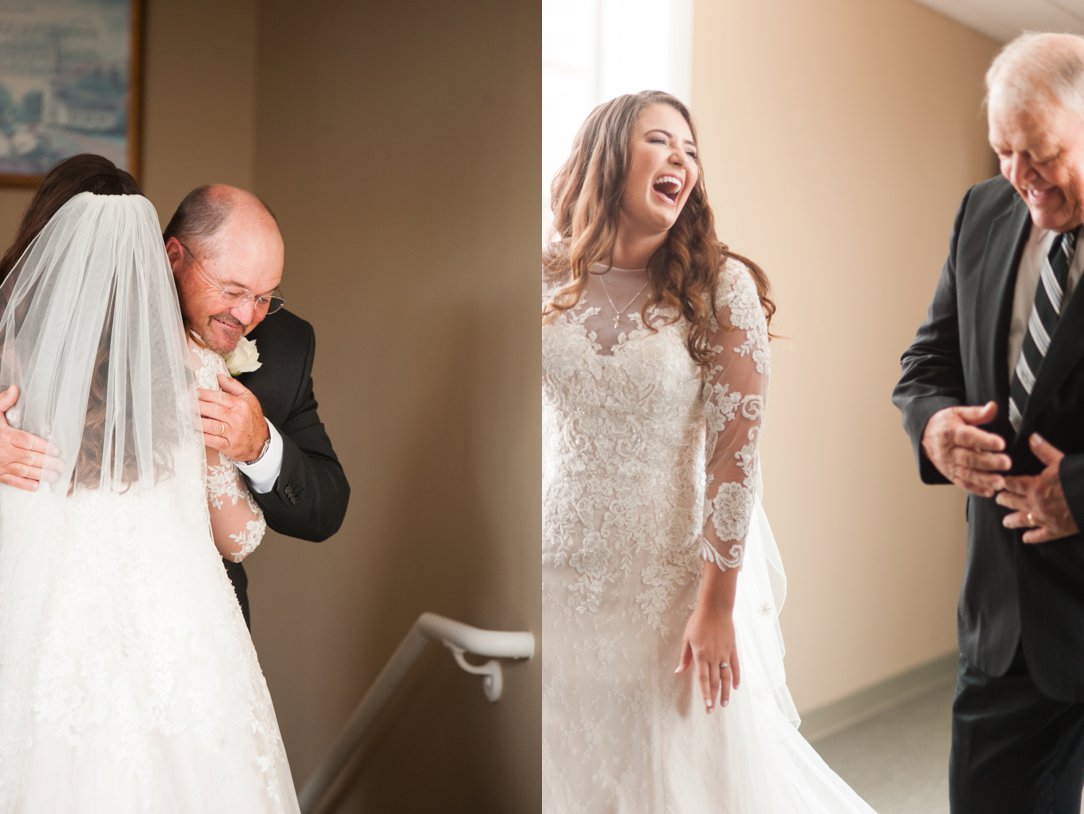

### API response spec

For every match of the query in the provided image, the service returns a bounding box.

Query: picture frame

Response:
[0,0,140,186]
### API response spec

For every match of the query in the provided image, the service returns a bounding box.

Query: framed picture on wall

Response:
[0,0,140,185]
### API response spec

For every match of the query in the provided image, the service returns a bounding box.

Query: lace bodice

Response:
[189,339,267,562]
[543,257,769,583]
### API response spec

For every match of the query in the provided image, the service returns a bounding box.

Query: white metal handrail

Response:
[298,612,535,813]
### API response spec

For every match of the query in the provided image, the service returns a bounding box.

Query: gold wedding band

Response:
[1027,512,1035,526]
[217,420,226,437]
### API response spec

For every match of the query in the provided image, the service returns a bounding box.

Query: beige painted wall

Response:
[248,2,540,812]
[693,0,1000,712]
[140,0,260,212]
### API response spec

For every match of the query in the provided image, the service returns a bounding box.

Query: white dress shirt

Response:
[234,418,283,494]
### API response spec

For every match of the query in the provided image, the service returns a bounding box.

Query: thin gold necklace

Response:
[598,274,650,329]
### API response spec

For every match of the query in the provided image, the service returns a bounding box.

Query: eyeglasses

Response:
[177,241,285,315]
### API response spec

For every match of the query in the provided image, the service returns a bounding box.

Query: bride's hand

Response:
[0,385,63,491]
[675,605,741,715]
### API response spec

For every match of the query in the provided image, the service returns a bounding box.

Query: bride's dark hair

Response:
[543,91,775,376]
[0,154,140,282]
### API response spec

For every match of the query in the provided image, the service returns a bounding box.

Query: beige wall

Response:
[140,0,260,213]
[249,2,540,812]
[693,0,1000,712]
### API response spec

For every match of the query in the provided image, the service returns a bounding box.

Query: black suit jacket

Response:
[221,308,350,625]
[894,175,1084,703]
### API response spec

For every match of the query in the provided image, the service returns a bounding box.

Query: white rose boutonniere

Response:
[225,336,262,376]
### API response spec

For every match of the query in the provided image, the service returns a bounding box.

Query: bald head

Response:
[986,32,1084,115]
[164,184,282,259]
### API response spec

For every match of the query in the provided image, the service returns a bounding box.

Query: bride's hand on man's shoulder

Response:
[0,385,62,491]
[675,606,741,716]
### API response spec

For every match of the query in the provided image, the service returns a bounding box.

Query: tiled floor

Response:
[812,680,954,814]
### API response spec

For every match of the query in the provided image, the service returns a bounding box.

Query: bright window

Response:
[542,0,693,241]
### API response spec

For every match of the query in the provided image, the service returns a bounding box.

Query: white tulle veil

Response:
[0,191,199,494]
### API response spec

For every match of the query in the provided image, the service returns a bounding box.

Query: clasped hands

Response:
[922,401,1078,543]
[0,374,267,491]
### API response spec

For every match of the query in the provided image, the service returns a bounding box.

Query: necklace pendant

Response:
[597,274,649,332]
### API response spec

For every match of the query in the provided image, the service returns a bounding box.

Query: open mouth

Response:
[652,175,683,204]
[1026,186,1054,204]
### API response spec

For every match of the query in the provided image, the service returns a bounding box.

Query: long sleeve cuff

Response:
[235,418,283,494]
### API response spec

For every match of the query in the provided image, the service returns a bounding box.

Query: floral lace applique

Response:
[543,258,769,618]
[699,260,770,570]
[229,518,268,563]
[190,341,267,562]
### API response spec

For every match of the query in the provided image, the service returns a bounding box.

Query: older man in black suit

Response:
[0,183,349,627]
[894,32,1084,814]
[162,184,349,625]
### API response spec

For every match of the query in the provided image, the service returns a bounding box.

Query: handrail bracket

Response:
[444,641,504,702]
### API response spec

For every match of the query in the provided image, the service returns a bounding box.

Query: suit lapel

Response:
[975,198,1030,411]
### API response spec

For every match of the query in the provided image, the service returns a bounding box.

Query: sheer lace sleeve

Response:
[191,341,267,563]
[700,259,770,571]
[206,447,267,563]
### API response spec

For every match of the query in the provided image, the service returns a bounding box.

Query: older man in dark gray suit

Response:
[895,32,1084,814]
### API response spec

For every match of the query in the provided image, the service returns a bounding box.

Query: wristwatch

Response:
[244,435,272,466]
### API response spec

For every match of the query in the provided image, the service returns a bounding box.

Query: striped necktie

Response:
[1009,227,1080,431]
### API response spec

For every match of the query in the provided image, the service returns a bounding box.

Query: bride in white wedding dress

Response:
[542,92,877,813]
[0,157,299,812]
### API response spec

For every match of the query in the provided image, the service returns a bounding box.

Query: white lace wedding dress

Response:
[0,341,299,813]
[542,259,876,813]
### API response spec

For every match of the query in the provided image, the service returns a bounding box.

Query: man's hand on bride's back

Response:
[922,401,1011,497]
[0,386,62,491]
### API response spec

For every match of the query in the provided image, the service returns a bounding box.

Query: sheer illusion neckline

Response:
[559,266,661,356]
[567,309,655,359]
[589,262,648,275]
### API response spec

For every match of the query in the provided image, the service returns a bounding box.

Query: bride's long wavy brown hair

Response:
[543,91,774,375]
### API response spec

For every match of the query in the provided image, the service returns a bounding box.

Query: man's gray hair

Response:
[163,185,278,254]
[986,32,1084,114]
